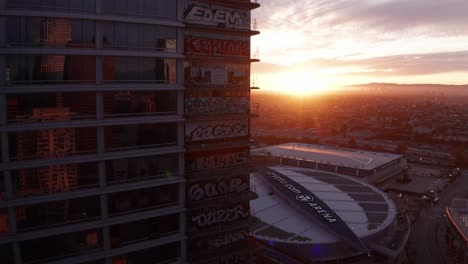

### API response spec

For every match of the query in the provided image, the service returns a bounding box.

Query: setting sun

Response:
[256,71,333,95]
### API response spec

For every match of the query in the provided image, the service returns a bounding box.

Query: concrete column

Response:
[0,56,6,87]
[95,0,102,15]
[177,0,184,23]
[177,122,185,147]
[177,91,184,116]
[12,242,22,264]
[0,16,6,47]
[178,152,185,179]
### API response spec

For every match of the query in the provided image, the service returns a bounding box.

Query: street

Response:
[407,169,468,264]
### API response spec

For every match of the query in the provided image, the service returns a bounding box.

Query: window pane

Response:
[7,92,96,123]
[185,62,249,85]
[21,229,101,263]
[186,96,250,116]
[106,154,178,184]
[112,242,180,264]
[6,55,96,85]
[103,0,176,19]
[104,57,176,84]
[104,123,177,151]
[0,209,9,235]
[103,91,176,118]
[12,162,99,198]
[103,22,176,52]
[6,17,95,48]
[110,214,179,248]
[6,0,96,13]
[0,244,14,263]
[16,196,101,231]
[108,185,179,216]
[9,127,97,161]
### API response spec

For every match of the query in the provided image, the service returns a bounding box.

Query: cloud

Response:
[253,50,468,77]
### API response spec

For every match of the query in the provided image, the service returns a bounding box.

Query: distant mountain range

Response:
[344,83,468,96]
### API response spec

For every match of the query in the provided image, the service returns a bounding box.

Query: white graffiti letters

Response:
[191,205,249,227]
[208,230,249,248]
[189,177,249,201]
[192,152,249,171]
[186,6,249,29]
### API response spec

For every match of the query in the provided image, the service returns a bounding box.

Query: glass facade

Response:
[110,214,179,248]
[105,123,177,151]
[106,154,178,184]
[103,0,176,19]
[7,92,96,123]
[20,229,101,263]
[108,185,179,216]
[12,162,99,197]
[103,90,177,118]
[103,22,176,52]
[16,196,101,231]
[6,17,96,48]
[6,55,96,85]
[104,57,177,84]
[9,127,97,161]
[6,0,96,13]
[0,0,256,262]
[112,242,180,264]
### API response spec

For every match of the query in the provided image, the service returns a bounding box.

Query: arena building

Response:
[252,143,407,185]
[250,166,410,263]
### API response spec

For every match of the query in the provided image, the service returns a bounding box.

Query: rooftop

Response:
[250,166,397,245]
[252,143,402,170]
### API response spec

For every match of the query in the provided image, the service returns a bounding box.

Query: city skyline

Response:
[252,0,468,94]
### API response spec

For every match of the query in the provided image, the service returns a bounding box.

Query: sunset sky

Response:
[251,0,468,94]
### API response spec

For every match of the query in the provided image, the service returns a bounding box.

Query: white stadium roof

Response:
[252,143,402,170]
[250,166,397,245]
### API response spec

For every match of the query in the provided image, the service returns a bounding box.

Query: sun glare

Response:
[278,71,331,95]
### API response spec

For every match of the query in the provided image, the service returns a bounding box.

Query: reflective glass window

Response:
[21,229,101,263]
[110,214,179,248]
[6,55,96,85]
[0,244,14,263]
[104,123,177,151]
[0,209,9,235]
[184,61,249,85]
[103,0,176,19]
[16,196,101,231]
[103,57,176,84]
[12,162,99,198]
[108,185,179,216]
[106,154,178,184]
[6,0,96,13]
[103,91,177,118]
[9,127,97,161]
[7,92,96,123]
[6,17,95,48]
[103,22,176,51]
[112,242,180,264]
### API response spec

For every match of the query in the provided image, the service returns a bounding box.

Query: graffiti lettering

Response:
[189,177,249,201]
[186,97,250,115]
[208,230,249,248]
[184,37,250,57]
[187,120,249,141]
[191,152,249,171]
[191,204,249,227]
[185,6,249,29]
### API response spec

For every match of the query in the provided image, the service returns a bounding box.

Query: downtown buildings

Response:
[0,0,259,263]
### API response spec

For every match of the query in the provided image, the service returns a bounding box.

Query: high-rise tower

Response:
[0,1,259,263]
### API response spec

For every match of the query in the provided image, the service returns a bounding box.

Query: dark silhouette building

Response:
[0,0,259,263]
